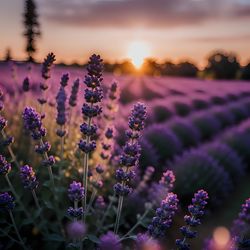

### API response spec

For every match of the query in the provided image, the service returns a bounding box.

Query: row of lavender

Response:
[0,55,249,249]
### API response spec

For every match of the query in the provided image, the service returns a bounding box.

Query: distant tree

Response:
[5,48,12,61]
[176,61,198,77]
[162,61,177,76]
[23,0,41,62]
[205,51,240,79]
[142,58,161,76]
[241,62,250,80]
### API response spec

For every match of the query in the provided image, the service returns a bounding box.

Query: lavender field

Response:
[0,57,250,250]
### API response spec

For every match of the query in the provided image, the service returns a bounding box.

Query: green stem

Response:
[121,209,150,239]
[9,211,28,250]
[86,188,97,215]
[1,130,20,168]
[0,227,23,245]
[82,116,92,223]
[60,125,64,160]
[98,194,115,232]
[114,195,124,234]
[5,175,30,219]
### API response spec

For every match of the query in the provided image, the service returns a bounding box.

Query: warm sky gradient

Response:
[0,0,250,67]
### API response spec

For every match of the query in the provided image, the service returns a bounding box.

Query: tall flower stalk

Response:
[39,53,56,116]
[148,192,179,238]
[0,192,28,249]
[56,74,69,160]
[176,189,209,250]
[22,107,55,187]
[0,155,31,219]
[78,54,104,222]
[113,102,147,234]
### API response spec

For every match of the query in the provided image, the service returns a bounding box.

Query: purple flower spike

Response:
[128,102,147,132]
[0,116,7,131]
[176,190,208,250]
[0,155,11,176]
[20,165,38,190]
[0,192,15,212]
[56,86,67,127]
[41,52,56,80]
[232,198,250,238]
[22,107,45,140]
[99,231,122,250]
[148,192,179,238]
[159,170,176,190]
[68,181,84,202]
[60,73,69,87]
[22,77,30,92]
[69,78,80,107]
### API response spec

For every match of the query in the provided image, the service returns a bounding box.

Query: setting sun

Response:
[127,41,150,68]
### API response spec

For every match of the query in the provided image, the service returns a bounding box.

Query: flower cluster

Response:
[69,78,80,107]
[22,107,46,140]
[0,116,7,132]
[56,84,67,137]
[0,192,15,212]
[20,165,38,190]
[22,77,30,92]
[67,181,84,219]
[100,127,115,161]
[231,198,250,248]
[78,54,104,154]
[159,170,176,190]
[148,192,179,238]
[176,189,209,250]
[99,231,121,250]
[22,107,55,166]
[103,81,120,121]
[41,52,56,81]
[0,155,11,176]
[114,103,147,196]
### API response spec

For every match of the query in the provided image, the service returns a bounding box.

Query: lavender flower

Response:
[68,181,84,202]
[79,54,103,154]
[114,103,147,197]
[99,231,122,250]
[22,107,46,140]
[176,190,208,250]
[103,81,120,121]
[22,77,30,92]
[69,78,80,107]
[95,196,106,210]
[136,233,161,250]
[159,170,175,190]
[60,73,69,87]
[0,116,7,131]
[231,198,250,248]
[100,127,115,161]
[67,207,84,218]
[0,192,15,212]
[41,52,56,80]
[20,165,38,190]
[0,155,11,175]
[148,192,179,238]
[67,221,86,240]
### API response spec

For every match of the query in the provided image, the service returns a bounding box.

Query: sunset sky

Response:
[0,0,250,67]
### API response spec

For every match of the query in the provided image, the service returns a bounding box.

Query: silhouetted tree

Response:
[241,62,250,80]
[205,51,240,79]
[162,61,177,76]
[23,0,41,62]
[5,48,12,61]
[142,58,161,76]
[176,61,198,77]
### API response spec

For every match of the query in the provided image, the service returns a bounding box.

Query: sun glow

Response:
[127,41,150,69]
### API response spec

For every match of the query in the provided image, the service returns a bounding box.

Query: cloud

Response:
[41,0,250,28]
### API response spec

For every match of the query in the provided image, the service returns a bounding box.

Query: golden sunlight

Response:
[127,41,150,68]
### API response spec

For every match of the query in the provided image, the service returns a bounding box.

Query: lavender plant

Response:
[176,190,209,250]
[113,102,146,233]
[78,54,104,222]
